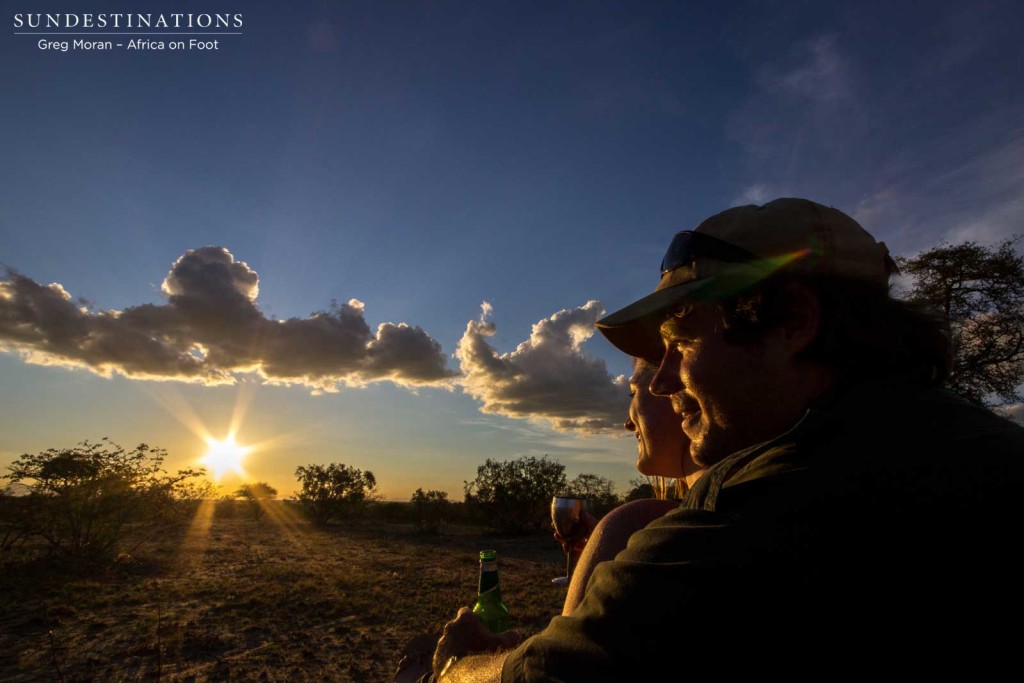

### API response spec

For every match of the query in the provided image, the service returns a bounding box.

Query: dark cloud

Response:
[0,247,457,391]
[455,301,628,434]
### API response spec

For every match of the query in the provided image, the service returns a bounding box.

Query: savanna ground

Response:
[0,501,567,682]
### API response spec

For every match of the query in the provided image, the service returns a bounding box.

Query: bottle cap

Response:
[479,549,497,561]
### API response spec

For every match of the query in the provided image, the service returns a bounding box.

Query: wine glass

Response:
[550,496,592,586]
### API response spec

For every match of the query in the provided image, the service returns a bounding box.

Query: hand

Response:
[432,607,522,679]
[552,510,598,554]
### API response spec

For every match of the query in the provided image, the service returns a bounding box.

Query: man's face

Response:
[650,304,794,467]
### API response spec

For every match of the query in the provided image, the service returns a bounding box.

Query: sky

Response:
[2,0,1023,500]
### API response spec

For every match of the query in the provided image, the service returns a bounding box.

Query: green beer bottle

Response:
[473,549,510,633]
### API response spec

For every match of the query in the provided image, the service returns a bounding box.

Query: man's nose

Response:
[624,415,636,432]
[650,349,682,397]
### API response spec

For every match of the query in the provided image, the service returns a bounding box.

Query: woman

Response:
[559,357,704,614]
[394,359,704,681]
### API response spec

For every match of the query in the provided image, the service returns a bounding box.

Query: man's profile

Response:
[427,198,1024,681]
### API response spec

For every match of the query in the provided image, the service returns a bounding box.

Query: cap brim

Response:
[595,278,710,362]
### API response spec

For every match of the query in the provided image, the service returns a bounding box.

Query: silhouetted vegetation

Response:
[233,482,278,520]
[294,463,379,524]
[410,488,451,533]
[464,455,567,533]
[897,237,1024,407]
[1,439,207,564]
[564,473,621,517]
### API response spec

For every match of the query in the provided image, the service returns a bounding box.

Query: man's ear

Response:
[779,282,822,355]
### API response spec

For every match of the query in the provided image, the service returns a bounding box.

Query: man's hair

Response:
[699,274,952,383]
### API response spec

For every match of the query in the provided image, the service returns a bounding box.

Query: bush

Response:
[464,456,566,533]
[234,482,278,520]
[2,439,207,563]
[294,463,378,524]
[0,488,33,554]
[624,481,656,502]
[410,489,451,533]
[564,473,621,517]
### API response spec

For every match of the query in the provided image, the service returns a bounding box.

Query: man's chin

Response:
[688,435,727,469]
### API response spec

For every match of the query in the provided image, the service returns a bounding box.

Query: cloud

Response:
[727,21,1024,256]
[733,183,773,206]
[729,33,865,194]
[1000,403,1024,426]
[455,301,628,434]
[765,35,851,103]
[0,247,457,391]
[848,125,1024,253]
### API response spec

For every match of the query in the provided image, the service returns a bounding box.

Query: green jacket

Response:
[504,377,1024,680]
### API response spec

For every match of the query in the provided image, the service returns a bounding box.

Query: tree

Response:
[0,486,33,553]
[464,455,566,533]
[564,473,620,517]
[624,480,656,502]
[294,463,378,524]
[234,481,278,520]
[624,476,685,501]
[410,488,451,533]
[3,439,206,561]
[896,237,1024,407]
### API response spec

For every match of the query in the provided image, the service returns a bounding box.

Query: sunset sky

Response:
[3,0,1023,500]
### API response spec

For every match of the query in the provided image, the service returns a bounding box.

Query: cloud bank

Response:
[456,301,628,434]
[0,247,456,391]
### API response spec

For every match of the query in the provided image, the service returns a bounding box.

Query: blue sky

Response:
[2,0,1022,499]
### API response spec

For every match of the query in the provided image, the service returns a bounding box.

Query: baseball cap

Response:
[596,197,895,361]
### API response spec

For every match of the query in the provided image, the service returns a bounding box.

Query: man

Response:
[427,198,1024,680]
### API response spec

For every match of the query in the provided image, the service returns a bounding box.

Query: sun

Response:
[201,435,249,480]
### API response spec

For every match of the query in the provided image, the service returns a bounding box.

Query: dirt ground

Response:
[0,502,568,682]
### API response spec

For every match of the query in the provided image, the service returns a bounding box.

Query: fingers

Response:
[498,629,523,649]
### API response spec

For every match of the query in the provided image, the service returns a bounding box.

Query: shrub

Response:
[234,482,278,520]
[294,463,378,524]
[464,456,566,533]
[564,473,620,517]
[2,439,207,562]
[410,489,451,533]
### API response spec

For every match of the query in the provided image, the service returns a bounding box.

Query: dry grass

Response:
[0,501,567,682]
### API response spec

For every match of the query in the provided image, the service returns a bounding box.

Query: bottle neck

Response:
[479,562,500,595]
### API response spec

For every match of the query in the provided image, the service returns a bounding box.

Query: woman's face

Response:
[625,360,698,480]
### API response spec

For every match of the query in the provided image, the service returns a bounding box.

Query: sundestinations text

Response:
[13,13,243,29]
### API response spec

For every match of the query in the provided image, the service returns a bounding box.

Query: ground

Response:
[0,502,567,682]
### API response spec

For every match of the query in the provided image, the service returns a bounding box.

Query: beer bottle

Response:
[473,549,510,633]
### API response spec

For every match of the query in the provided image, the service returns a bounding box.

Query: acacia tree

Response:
[896,237,1024,407]
[294,463,378,524]
[464,455,566,533]
[234,481,278,520]
[3,439,206,561]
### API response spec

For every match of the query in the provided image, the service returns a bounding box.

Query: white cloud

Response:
[733,183,773,206]
[0,247,457,391]
[767,35,851,103]
[455,301,628,434]
[999,403,1024,426]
